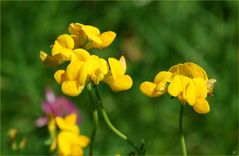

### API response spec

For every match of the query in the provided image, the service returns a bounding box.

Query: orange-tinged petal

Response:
[107,75,133,92]
[108,58,125,79]
[154,71,173,84]
[40,51,63,66]
[61,81,84,97]
[193,98,210,114]
[184,62,208,80]
[168,75,181,97]
[98,31,116,48]
[54,70,66,84]
[119,56,127,74]
[140,81,159,97]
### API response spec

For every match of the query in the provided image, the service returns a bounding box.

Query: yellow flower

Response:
[140,71,172,97]
[140,62,215,114]
[69,23,116,49]
[56,114,90,156]
[56,113,80,134]
[58,131,89,156]
[169,62,208,80]
[40,34,75,66]
[105,56,133,92]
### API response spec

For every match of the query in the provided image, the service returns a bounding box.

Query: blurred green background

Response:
[1,1,238,155]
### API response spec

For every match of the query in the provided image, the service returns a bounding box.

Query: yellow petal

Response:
[183,81,196,106]
[85,55,100,74]
[56,116,79,133]
[65,113,77,125]
[71,145,83,156]
[108,57,125,79]
[140,81,160,97]
[40,51,63,66]
[168,75,181,97]
[169,64,186,76]
[77,135,90,148]
[99,58,109,75]
[57,131,73,155]
[66,56,82,80]
[54,70,66,84]
[98,31,116,48]
[55,34,74,49]
[78,64,88,85]
[73,49,90,61]
[192,78,207,98]
[154,71,172,84]
[82,25,102,45]
[62,81,84,97]
[82,25,100,35]
[119,56,127,74]
[193,98,210,114]
[107,75,133,92]
[68,23,83,35]
[184,62,208,80]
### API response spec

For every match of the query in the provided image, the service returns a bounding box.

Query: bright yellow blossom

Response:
[105,56,133,92]
[58,131,89,156]
[40,34,75,66]
[140,71,172,97]
[140,62,215,114]
[56,114,90,156]
[69,23,116,49]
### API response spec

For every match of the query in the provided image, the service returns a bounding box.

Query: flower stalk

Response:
[87,83,99,156]
[179,104,187,156]
[92,84,140,153]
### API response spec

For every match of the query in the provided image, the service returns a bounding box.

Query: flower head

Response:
[56,114,90,156]
[105,56,133,92]
[140,62,216,114]
[69,23,116,49]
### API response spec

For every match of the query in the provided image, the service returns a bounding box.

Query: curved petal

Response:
[107,75,133,92]
[40,51,63,66]
[98,31,116,48]
[54,70,66,84]
[192,78,207,98]
[77,135,90,148]
[154,71,172,84]
[55,34,74,50]
[183,81,196,106]
[73,49,90,61]
[140,81,160,97]
[193,98,210,114]
[168,75,182,97]
[61,81,84,97]
[108,58,125,79]
[184,62,208,80]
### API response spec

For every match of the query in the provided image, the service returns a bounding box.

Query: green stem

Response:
[87,83,99,156]
[179,104,187,156]
[92,85,139,152]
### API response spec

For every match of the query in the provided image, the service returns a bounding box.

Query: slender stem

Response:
[179,104,187,156]
[92,85,140,152]
[87,83,99,156]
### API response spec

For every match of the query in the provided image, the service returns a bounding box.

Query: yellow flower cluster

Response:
[140,62,216,114]
[40,23,133,96]
[48,114,90,156]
